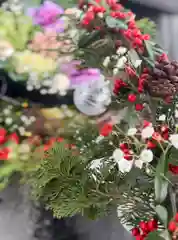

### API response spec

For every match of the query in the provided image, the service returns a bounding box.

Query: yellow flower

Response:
[13,50,57,75]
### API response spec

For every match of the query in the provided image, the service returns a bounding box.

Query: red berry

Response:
[128,94,137,103]
[132,29,141,37]
[143,68,149,73]
[147,141,156,149]
[134,38,143,46]
[123,148,129,154]
[161,125,168,133]
[135,104,144,111]
[81,18,90,26]
[168,221,177,232]
[106,0,117,5]
[169,164,178,175]
[128,21,136,29]
[7,133,19,144]
[85,11,95,21]
[139,221,148,232]
[136,235,144,240]
[143,120,151,128]
[0,128,6,144]
[162,132,169,140]
[0,147,10,160]
[111,3,123,10]
[147,219,158,231]
[100,123,113,137]
[131,227,140,236]
[115,12,126,19]
[152,132,162,142]
[110,12,117,18]
[142,34,150,40]
[124,153,133,161]
[175,213,178,222]
[119,143,128,151]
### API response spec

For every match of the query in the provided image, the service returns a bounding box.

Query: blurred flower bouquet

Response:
[0,0,86,96]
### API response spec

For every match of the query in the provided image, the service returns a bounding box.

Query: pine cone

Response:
[145,60,178,98]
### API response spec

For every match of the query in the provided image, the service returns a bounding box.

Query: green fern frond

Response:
[136,18,157,40]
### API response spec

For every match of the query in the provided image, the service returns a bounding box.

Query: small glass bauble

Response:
[73,76,111,116]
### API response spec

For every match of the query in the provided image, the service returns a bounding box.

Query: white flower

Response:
[175,110,178,118]
[169,134,178,149]
[95,135,104,143]
[127,128,137,136]
[97,12,104,18]
[113,68,118,75]
[139,149,153,163]
[90,158,102,170]
[135,159,143,169]
[116,47,127,55]
[103,56,110,67]
[5,117,13,125]
[118,159,133,173]
[112,148,124,161]
[113,149,133,173]
[116,56,127,68]
[3,109,11,115]
[141,126,154,139]
[52,74,70,91]
[158,114,166,121]
[134,60,142,68]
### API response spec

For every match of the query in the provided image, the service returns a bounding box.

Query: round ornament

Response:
[73,76,111,116]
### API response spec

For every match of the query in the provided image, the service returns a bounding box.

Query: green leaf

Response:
[155,205,168,227]
[128,49,141,68]
[144,40,155,62]
[154,177,168,203]
[142,56,155,68]
[78,31,101,48]
[146,231,164,240]
[105,16,128,30]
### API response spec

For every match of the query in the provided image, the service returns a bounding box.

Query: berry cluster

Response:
[79,0,150,51]
[0,128,19,160]
[168,213,178,239]
[132,219,158,240]
[119,143,133,160]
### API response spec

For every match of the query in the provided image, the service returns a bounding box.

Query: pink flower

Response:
[27,1,64,32]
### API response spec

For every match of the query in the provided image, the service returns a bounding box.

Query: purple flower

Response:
[61,61,101,88]
[27,1,64,32]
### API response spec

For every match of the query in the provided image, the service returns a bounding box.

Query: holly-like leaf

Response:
[144,40,155,62]
[105,16,128,30]
[155,205,168,227]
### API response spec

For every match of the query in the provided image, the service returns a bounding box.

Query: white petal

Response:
[169,134,178,149]
[118,159,133,173]
[134,60,142,68]
[141,126,154,139]
[140,149,153,163]
[127,128,137,136]
[158,114,166,121]
[135,160,143,169]
[113,149,124,162]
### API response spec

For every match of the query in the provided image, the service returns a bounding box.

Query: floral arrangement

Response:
[0,0,91,96]
[1,0,178,240]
